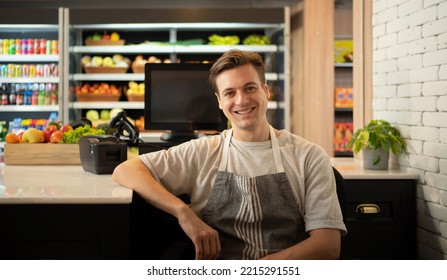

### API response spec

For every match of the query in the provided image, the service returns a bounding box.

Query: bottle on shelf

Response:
[9,84,16,105]
[1,84,8,105]
[31,83,38,105]
[38,83,45,105]
[16,84,24,105]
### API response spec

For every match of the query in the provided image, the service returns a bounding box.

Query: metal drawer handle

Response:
[356,203,380,214]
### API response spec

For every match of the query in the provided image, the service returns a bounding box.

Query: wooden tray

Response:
[4,143,80,165]
[126,93,144,101]
[132,64,145,73]
[85,39,125,46]
[83,66,128,74]
[76,93,121,102]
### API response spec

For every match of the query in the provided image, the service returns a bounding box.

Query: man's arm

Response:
[112,157,221,259]
[259,228,341,260]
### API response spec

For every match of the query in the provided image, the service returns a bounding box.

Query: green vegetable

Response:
[62,125,105,144]
[243,34,270,45]
[208,34,240,45]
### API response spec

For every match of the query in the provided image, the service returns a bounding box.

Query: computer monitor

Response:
[144,63,227,141]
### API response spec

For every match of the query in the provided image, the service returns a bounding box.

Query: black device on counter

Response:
[79,135,128,174]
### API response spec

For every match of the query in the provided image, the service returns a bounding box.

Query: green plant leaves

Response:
[346,119,406,155]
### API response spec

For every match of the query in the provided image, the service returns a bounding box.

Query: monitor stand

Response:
[160,130,206,142]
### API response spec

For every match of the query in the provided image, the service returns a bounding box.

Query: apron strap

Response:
[218,129,233,172]
[218,126,284,173]
[270,125,285,173]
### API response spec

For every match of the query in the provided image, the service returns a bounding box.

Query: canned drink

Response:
[36,64,43,77]
[51,40,58,54]
[28,39,34,54]
[14,64,22,77]
[40,39,46,54]
[34,38,40,55]
[46,40,51,54]
[29,64,36,77]
[15,39,22,54]
[0,40,2,54]
[9,39,15,54]
[3,39,9,55]
[7,64,14,77]
[22,39,28,54]
[50,63,58,76]
[22,64,29,77]
[0,64,7,77]
[43,64,51,77]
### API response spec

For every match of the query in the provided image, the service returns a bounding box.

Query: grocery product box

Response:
[334,122,353,153]
[334,39,353,63]
[334,87,353,108]
[4,143,80,165]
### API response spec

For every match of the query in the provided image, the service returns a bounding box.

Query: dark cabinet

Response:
[0,204,130,259]
[341,179,417,260]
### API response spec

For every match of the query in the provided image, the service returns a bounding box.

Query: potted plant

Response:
[347,119,406,170]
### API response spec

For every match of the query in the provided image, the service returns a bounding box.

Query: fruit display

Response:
[131,55,173,73]
[81,54,130,73]
[76,82,120,95]
[4,122,77,144]
[126,81,144,101]
[75,82,121,102]
[84,32,125,46]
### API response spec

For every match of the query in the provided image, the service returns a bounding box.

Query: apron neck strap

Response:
[218,126,284,173]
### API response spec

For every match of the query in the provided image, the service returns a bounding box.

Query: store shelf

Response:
[0,105,59,112]
[0,54,59,62]
[335,62,353,67]
[70,101,284,110]
[71,72,280,82]
[0,77,59,83]
[71,23,284,31]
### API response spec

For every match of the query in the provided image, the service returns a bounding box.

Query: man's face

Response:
[215,64,270,132]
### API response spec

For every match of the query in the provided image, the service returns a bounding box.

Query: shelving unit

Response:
[0,9,65,148]
[67,8,289,131]
[333,1,353,157]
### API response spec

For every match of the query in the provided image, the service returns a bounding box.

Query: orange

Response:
[5,132,20,143]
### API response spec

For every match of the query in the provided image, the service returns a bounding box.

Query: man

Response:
[112,50,347,260]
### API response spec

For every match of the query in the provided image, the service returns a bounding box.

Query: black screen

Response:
[144,63,226,134]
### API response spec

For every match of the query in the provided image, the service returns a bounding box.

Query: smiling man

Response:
[112,49,347,260]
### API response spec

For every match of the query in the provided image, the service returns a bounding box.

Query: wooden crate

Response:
[4,143,80,165]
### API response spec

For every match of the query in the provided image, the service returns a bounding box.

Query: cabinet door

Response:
[341,179,417,260]
[0,204,130,259]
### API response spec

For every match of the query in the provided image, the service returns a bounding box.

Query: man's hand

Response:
[177,206,221,260]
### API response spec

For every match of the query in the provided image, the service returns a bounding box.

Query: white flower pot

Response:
[362,147,390,170]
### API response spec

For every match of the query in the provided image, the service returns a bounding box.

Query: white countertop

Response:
[330,157,420,180]
[0,157,419,205]
[0,164,132,204]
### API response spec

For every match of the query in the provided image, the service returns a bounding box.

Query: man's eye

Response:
[246,86,257,92]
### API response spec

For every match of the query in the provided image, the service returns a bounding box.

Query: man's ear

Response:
[264,83,271,100]
[215,92,222,109]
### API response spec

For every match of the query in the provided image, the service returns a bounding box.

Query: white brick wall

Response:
[373,0,447,259]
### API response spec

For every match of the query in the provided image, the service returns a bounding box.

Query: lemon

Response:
[110,32,120,41]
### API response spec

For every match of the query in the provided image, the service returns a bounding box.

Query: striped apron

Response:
[200,126,304,259]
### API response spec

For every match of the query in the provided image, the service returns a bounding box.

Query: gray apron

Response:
[200,126,304,259]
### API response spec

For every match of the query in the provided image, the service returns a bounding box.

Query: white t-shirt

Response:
[139,129,347,234]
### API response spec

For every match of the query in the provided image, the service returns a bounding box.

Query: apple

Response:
[102,33,110,40]
[50,130,64,143]
[22,128,43,143]
[59,124,73,133]
[43,125,58,142]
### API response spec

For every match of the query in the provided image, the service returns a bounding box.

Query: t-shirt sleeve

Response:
[302,147,347,235]
[138,140,202,196]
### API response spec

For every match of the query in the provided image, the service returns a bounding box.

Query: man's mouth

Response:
[234,107,255,115]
